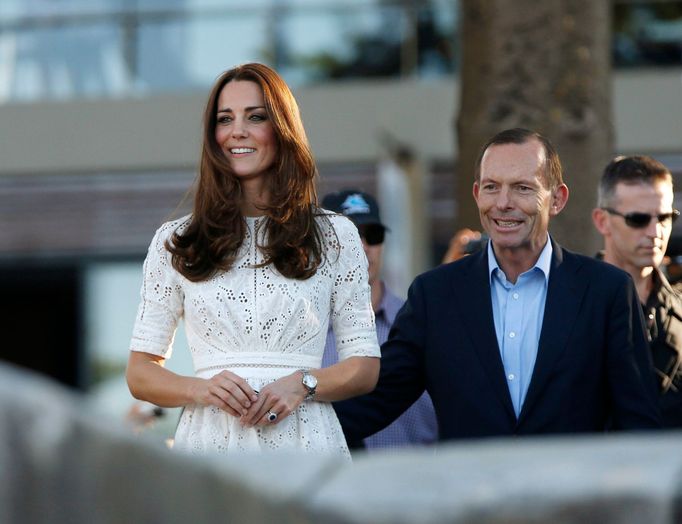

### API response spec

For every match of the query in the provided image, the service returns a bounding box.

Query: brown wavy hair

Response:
[167,63,327,281]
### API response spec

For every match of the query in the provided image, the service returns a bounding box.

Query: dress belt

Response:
[193,351,321,375]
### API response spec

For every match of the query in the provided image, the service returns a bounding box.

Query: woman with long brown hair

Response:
[126,63,380,458]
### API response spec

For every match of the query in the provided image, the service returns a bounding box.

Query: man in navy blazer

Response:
[335,128,661,442]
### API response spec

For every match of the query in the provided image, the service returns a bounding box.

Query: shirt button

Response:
[509,332,516,338]
[508,373,515,380]
[513,293,519,300]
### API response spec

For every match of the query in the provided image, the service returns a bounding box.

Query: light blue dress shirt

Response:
[487,237,552,417]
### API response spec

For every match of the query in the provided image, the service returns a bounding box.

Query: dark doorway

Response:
[0,264,83,389]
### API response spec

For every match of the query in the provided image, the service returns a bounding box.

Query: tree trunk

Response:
[456,0,612,255]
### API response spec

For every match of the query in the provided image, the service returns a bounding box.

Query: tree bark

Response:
[456,0,612,255]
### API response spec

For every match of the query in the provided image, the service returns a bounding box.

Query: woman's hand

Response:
[191,370,259,417]
[240,371,307,427]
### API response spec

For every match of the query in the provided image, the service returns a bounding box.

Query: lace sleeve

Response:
[129,220,185,358]
[329,216,381,361]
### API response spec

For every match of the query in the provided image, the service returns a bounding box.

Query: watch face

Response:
[303,373,317,389]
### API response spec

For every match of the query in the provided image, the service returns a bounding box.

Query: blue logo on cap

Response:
[340,194,370,215]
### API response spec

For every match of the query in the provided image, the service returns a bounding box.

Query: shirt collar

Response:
[650,266,677,304]
[487,234,553,284]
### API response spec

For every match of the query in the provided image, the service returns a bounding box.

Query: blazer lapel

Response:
[454,250,516,420]
[517,242,588,424]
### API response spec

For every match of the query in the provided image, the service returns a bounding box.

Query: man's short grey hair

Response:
[597,155,673,208]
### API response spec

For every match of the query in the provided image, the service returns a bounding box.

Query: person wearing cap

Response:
[321,189,438,450]
[592,155,682,427]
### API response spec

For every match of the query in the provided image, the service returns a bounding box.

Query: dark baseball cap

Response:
[321,190,387,229]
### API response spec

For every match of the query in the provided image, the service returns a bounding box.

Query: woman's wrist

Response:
[184,376,204,405]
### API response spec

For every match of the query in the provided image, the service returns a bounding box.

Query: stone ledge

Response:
[308,434,682,523]
[2,362,681,524]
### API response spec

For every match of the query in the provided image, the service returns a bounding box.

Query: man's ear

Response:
[592,207,610,235]
[472,181,480,203]
[549,184,569,216]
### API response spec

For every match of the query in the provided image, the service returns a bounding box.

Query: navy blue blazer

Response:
[336,240,662,442]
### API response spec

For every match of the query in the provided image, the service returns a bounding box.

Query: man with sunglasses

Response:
[321,189,438,450]
[335,128,661,444]
[593,155,682,427]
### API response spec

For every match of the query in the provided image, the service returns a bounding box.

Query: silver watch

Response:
[300,369,317,400]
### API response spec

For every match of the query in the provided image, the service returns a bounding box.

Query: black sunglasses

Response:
[358,224,385,246]
[602,207,680,229]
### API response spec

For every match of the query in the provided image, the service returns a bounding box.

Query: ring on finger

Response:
[267,411,278,422]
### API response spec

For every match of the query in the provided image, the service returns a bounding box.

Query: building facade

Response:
[1,1,681,401]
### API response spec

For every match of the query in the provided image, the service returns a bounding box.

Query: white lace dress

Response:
[129,212,380,458]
